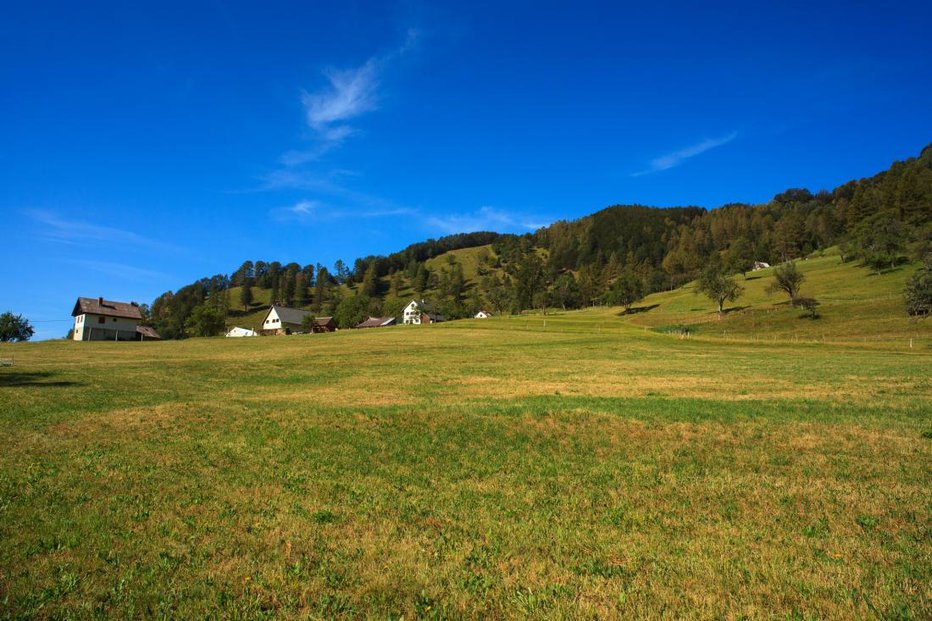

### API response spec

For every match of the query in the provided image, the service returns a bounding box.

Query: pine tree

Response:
[361,262,379,297]
[270,277,280,306]
[239,280,253,311]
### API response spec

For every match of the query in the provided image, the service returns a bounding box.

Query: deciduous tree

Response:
[768,261,805,304]
[184,304,226,337]
[696,264,743,315]
[0,312,34,342]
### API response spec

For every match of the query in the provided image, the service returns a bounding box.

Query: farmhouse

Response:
[71,297,161,341]
[260,306,336,335]
[402,299,445,325]
[752,261,771,271]
[355,316,397,329]
[225,326,258,338]
[475,310,492,319]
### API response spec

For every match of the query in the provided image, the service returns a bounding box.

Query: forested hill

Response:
[148,144,932,337]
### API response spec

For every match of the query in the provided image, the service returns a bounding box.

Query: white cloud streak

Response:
[74,259,169,281]
[302,61,378,142]
[271,199,414,223]
[299,28,418,146]
[425,206,547,234]
[25,210,180,252]
[260,30,420,225]
[633,132,738,176]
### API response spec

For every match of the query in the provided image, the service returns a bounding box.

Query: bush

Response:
[904,255,932,317]
[794,297,821,319]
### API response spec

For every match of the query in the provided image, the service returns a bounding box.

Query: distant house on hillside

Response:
[71,296,161,341]
[474,310,492,319]
[402,299,445,325]
[226,326,258,338]
[260,306,336,335]
[355,316,397,329]
[752,261,771,271]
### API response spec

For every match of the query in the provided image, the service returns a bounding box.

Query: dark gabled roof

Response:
[355,316,396,329]
[408,298,437,312]
[269,305,313,326]
[135,325,162,339]
[72,297,143,320]
[314,316,335,326]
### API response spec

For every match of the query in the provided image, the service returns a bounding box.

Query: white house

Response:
[752,261,771,271]
[402,299,445,325]
[71,297,161,341]
[226,326,258,338]
[474,310,492,319]
[260,306,336,335]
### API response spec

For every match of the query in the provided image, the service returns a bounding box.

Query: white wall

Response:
[74,313,140,341]
[403,301,421,325]
[262,308,282,330]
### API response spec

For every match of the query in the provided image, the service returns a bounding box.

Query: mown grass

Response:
[627,250,928,347]
[1,307,930,618]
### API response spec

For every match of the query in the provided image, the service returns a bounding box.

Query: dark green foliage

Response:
[605,269,645,311]
[334,294,371,329]
[360,262,380,297]
[696,262,743,314]
[333,260,351,284]
[904,255,932,317]
[0,312,34,342]
[725,238,755,277]
[853,213,906,272]
[184,304,226,337]
[768,262,805,303]
[551,273,580,310]
[300,313,318,332]
[795,297,821,319]
[239,280,253,311]
[414,264,429,294]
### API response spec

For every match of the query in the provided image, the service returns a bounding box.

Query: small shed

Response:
[226,326,258,338]
[355,316,397,329]
[311,316,337,333]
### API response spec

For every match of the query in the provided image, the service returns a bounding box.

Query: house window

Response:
[98,317,105,324]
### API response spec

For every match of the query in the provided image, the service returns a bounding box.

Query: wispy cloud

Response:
[25,209,180,252]
[288,199,318,215]
[255,30,420,223]
[299,28,418,147]
[633,132,738,176]
[302,61,379,142]
[74,259,169,282]
[271,198,414,223]
[425,206,548,234]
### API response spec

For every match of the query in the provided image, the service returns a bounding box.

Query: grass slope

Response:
[1,308,929,618]
[629,250,930,347]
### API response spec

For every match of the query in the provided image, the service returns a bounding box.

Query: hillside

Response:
[630,249,930,346]
[147,143,931,338]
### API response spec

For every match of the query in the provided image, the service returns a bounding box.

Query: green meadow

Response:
[2,260,930,619]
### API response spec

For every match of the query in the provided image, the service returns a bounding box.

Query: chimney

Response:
[98,297,104,305]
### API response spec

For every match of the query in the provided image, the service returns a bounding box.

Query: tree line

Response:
[146,144,931,337]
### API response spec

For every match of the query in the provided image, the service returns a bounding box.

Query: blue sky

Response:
[2,1,930,339]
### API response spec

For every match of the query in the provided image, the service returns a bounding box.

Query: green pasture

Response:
[1,282,930,618]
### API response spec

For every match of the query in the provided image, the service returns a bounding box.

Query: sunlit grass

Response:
[1,273,930,618]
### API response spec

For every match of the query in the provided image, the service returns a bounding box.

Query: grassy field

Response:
[630,251,928,348]
[2,288,931,618]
